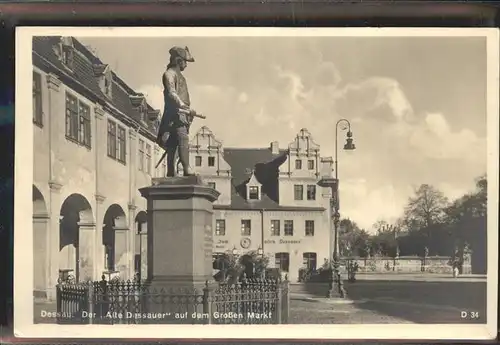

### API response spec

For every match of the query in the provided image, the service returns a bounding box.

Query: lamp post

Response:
[257,245,264,279]
[318,118,356,299]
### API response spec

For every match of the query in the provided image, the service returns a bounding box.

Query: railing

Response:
[56,276,290,325]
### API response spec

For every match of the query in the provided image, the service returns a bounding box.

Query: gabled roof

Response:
[218,148,325,212]
[32,36,158,139]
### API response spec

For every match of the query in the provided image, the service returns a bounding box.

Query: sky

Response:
[78,35,488,231]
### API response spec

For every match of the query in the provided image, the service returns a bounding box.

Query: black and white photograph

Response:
[14,27,498,340]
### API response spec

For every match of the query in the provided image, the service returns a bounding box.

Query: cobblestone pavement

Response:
[289,298,414,324]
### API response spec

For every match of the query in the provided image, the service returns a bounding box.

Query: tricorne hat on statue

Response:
[169,46,195,62]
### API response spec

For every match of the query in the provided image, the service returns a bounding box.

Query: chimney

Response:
[270,141,279,155]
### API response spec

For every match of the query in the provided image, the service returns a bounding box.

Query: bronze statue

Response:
[155,46,205,177]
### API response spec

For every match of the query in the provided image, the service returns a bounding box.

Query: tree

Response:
[370,222,399,257]
[445,175,487,267]
[403,184,449,229]
[339,218,370,257]
[213,250,270,284]
[401,184,449,254]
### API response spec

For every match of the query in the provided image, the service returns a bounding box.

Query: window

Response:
[138,139,145,171]
[215,220,226,236]
[303,252,317,270]
[248,186,259,200]
[107,121,116,157]
[294,185,303,200]
[208,182,216,190]
[270,220,280,236]
[307,185,316,200]
[146,143,152,174]
[62,46,74,70]
[241,219,251,236]
[305,220,315,236]
[33,72,42,126]
[104,76,111,96]
[213,253,226,270]
[308,159,315,170]
[107,120,127,163]
[117,126,126,163]
[284,220,294,236]
[295,159,302,169]
[65,93,91,148]
[195,156,202,166]
[208,156,215,167]
[275,253,290,272]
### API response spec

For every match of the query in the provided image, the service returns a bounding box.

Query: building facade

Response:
[32,36,334,300]
[188,127,334,282]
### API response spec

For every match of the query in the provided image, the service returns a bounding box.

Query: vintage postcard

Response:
[14,27,499,340]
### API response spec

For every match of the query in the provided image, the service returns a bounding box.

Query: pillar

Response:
[139,176,219,320]
[78,221,96,282]
[140,225,148,281]
[94,105,106,280]
[47,181,62,301]
[113,226,130,279]
[128,130,138,279]
[33,213,50,298]
[46,72,63,300]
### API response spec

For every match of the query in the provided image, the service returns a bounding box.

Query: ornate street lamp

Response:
[318,118,355,299]
[257,245,265,279]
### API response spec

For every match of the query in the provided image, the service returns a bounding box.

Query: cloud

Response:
[135,40,486,228]
[408,112,485,162]
[340,178,411,231]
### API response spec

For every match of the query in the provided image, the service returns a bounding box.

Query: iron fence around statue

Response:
[55,276,289,325]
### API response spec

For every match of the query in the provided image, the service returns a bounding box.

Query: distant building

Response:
[32,36,334,300]
[187,127,334,282]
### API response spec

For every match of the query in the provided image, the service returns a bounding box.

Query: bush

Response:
[213,251,270,284]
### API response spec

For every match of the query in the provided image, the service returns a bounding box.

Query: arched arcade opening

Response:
[102,204,127,276]
[59,193,94,282]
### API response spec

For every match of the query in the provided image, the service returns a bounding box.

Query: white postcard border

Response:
[14,26,499,340]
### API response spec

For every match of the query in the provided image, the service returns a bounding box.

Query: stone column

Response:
[113,226,130,279]
[95,195,106,279]
[94,105,106,280]
[139,224,148,281]
[139,176,219,321]
[47,181,62,301]
[128,130,138,279]
[33,213,50,298]
[78,221,96,282]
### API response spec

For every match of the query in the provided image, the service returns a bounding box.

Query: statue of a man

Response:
[156,46,197,177]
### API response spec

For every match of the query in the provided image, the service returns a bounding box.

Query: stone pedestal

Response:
[139,176,219,323]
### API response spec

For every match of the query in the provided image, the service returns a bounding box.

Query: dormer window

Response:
[59,37,74,70]
[62,47,74,69]
[245,169,262,201]
[93,63,113,99]
[248,186,260,200]
[129,94,147,123]
[104,77,110,95]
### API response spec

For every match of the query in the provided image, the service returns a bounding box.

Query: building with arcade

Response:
[32,36,334,300]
